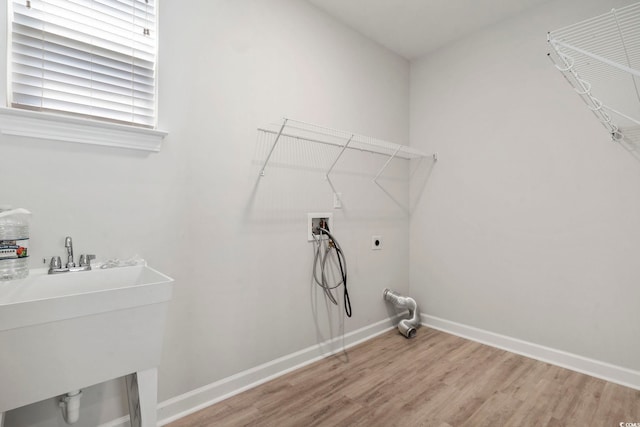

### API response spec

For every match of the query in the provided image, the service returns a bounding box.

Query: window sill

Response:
[0,108,168,152]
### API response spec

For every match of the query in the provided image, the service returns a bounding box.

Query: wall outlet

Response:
[333,192,342,209]
[372,235,383,250]
[308,213,333,241]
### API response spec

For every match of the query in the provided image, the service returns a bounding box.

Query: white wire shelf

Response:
[256,118,437,183]
[548,2,640,154]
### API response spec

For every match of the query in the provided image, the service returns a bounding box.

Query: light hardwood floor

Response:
[168,328,640,426]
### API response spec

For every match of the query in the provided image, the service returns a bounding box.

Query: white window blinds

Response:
[10,0,157,128]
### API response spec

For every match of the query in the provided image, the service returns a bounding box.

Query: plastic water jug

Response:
[0,207,31,281]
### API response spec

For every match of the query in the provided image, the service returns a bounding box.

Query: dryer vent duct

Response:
[383,289,420,338]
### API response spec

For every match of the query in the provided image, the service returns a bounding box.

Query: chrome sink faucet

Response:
[48,236,95,274]
[65,236,75,268]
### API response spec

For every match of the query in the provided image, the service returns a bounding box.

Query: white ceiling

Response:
[308,0,551,59]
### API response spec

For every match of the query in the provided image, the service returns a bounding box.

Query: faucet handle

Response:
[49,256,62,269]
[79,254,96,267]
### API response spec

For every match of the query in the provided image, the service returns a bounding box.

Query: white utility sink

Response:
[0,264,173,425]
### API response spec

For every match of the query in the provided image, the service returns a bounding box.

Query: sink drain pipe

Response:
[59,390,82,424]
[383,289,420,338]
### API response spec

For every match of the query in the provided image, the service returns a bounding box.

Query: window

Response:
[9,0,157,128]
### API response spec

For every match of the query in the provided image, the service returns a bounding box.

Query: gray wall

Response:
[5,0,640,425]
[409,0,640,371]
[2,0,411,425]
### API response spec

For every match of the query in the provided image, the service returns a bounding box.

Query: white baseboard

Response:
[155,317,398,426]
[421,313,640,391]
[102,312,640,427]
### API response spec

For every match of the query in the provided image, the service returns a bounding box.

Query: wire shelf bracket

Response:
[259,118,287,177]
[325,134,354,180]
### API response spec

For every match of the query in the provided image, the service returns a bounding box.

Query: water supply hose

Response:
[383,289,420,338]
[312,226,352,317]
